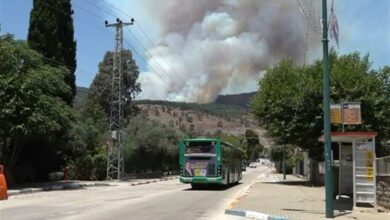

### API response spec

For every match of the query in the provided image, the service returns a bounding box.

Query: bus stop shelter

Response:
[319,131,377,208]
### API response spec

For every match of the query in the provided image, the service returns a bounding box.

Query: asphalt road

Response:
[0,165,272,220]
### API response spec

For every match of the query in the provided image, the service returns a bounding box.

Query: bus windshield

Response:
[185,141,215,154]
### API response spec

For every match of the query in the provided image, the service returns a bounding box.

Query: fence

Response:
[377,156,390,176]
[376,156,390,210]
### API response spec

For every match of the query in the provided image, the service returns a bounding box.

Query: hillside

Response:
[137,101,272,148]
[73,86,88,110]
[74,88,272,147]
[214,92,256,108]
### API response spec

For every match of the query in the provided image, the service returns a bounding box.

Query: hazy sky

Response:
[0,0,389,102]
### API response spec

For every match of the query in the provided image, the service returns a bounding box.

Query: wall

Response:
[376,177,390,210]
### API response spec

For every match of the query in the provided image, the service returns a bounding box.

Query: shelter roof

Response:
[318,132,377,143]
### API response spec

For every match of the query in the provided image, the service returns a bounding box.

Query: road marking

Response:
[227,168,273,210]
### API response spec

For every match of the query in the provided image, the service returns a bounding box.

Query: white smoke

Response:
[118,0,321,103]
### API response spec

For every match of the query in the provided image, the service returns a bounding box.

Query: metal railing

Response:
[377,156,390,176]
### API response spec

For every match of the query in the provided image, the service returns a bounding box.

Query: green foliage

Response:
[65,100,108,180]
[27,0,77,102]
[73,87,88,110]
[0,35,75,182]
[219,133,247,160]
[67,150,107,180]
[251,51,390,158]
[219,133,243,148]
[369,66,390,155]
[270,145,294,173]
[245,129,264,162]
[68,49,142,179]
[87,50,141,119]
[123,116,185,173]
[135,100,248,121]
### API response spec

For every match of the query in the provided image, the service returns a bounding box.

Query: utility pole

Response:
[321,0,334,218]
[283,144,286,180]
[105,18,134,180]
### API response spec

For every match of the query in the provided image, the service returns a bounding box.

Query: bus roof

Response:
[182,138,243,153]
[183,137,220,142]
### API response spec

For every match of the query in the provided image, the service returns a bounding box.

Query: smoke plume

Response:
[137,0,319,103]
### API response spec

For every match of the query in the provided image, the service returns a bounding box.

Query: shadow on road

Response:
[262,180,311,186]
[183,182,242,191]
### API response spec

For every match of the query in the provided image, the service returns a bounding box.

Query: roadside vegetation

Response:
[2,0,387,186]
[251,50,390,184]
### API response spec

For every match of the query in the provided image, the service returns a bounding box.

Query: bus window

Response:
[185,141,215,154]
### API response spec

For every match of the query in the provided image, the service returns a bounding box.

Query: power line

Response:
[73,1,174,86]
[39,1,170,88]
[72,2,105,20]
[84,0,116,20]
[134,22,187,83]
[99,0,187,84]
[123,38,170,85]
[87,0,181,83]
[38,56,95,84]
[124,27,183,84]
[296,0,321,35]
[40,1,175,91]
[40,1,110,35]
[101,0,132,20]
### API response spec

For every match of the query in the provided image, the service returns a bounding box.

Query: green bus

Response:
[179,138,243,188]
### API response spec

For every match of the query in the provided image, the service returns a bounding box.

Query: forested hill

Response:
[74,87,257,110]
[214,92,256,108]
[135,99,248,119]
[73,87,272,147]
[73,86,88,110]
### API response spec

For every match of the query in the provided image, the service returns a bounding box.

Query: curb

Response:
[7,176,179,196]
[8,182,112,196]
[225,209,288,220]
[130,176,178,186]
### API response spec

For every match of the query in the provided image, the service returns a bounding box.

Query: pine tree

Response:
[27,0,77,104]
[87,50,141,119]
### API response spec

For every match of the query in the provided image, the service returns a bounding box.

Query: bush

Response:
[92,152,107,180]
[68,155,94,180]
[270,145,294,173]
[123,116,184,174]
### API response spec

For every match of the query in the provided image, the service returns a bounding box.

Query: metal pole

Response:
[341,102,345,132]
[105,18,134,180]
[283,145,286,180]
[322,0,334,218]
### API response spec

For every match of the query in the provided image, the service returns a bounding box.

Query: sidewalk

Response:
[226,173,390,220]
[7,176,178,197]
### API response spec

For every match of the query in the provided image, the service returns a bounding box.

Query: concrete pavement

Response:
[225,172,390,220]
[7,176,178,196]
[0,166,271,220]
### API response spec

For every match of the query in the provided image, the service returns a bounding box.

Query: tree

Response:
[270,145,294,173]
[123,116,184,174]
[251,51,390,162]
[66,105,108,180]
[245,129,263,162]
[375,67,390,155]
[64,89,110,180]
[27,0,77,104]
[87,50,141,119]
[0,35,74,184]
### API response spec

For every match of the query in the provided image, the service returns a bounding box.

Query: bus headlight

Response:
[217,165,222,176]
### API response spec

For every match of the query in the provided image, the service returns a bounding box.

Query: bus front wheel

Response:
[191,183,201,189]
